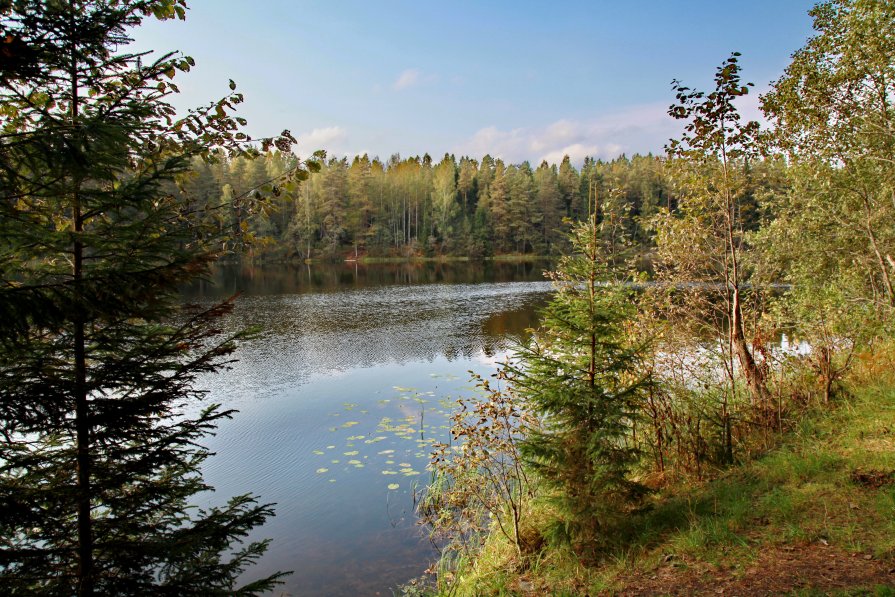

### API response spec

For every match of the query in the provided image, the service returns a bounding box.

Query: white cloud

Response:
[296,126,348,155]
[394,68,421,90]
[540,143,603,166]
[453,103,683,165]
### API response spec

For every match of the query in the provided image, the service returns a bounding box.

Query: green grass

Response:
[434,373,895,595]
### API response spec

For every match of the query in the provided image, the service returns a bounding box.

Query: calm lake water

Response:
[182,261,553,596]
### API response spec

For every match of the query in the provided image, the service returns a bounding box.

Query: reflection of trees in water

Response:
[481,302,544,344]
[201,283,552,401]
[183,261,552,300]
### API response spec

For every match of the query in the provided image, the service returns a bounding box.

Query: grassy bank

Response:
[424,361,895,595]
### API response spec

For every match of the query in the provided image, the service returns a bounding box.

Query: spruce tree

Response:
[512,212,648,551]
[0,1,301,593]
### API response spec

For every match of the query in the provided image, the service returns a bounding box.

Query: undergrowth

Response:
[407,349,895,595]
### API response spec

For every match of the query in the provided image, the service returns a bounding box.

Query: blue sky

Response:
[130,0,817,165]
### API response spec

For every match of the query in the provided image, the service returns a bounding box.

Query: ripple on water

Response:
[191,279,552,596]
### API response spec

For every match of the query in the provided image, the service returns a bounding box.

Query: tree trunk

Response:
[74,197,93,597]
[69,17,94,591]
[722,157,766,406]
[731,284,766,404]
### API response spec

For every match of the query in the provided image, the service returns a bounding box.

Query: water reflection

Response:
[191,264,551,596]
[184,260,552,300]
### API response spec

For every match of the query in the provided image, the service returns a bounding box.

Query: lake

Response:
[182,260,553,596]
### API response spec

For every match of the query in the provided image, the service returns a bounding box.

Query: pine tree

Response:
[0,1,301,593]
[512,213,649,551]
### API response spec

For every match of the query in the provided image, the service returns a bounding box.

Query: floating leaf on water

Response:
[344,450,359,456]
[399,463,412,468]
[331,459,340,464]
[347,435,366,441]
[346,443,355,447]
[403,471,420,476]
[328,427,337,432]
[353,463,365,468]
[329,479,336,483]
[343,402,358,411]
[381,470,398,475]
[326,445,335,450]
[378,399,391,405]
[385,460,395,465]
[387,483,400,490]
[359,410,369,414]
[312,450,324,455]
[393,386,415,392]
[342,421,360,428]
[316,468,329,474]
[378,449,395,455]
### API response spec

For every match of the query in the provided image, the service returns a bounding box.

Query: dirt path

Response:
[618,542,894,595]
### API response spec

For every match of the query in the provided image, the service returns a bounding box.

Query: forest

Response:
[3,0,895,595]
[182,149,677,260]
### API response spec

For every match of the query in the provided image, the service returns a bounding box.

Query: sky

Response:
[130,0,818,165]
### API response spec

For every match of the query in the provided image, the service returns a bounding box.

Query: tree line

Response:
[181,149,680,260]
[181,135,789,267]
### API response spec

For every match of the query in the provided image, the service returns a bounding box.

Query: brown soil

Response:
[617,542,894,596]
[850,468,895,489]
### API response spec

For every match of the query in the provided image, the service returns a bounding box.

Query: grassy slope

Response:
[448,375,895,596]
